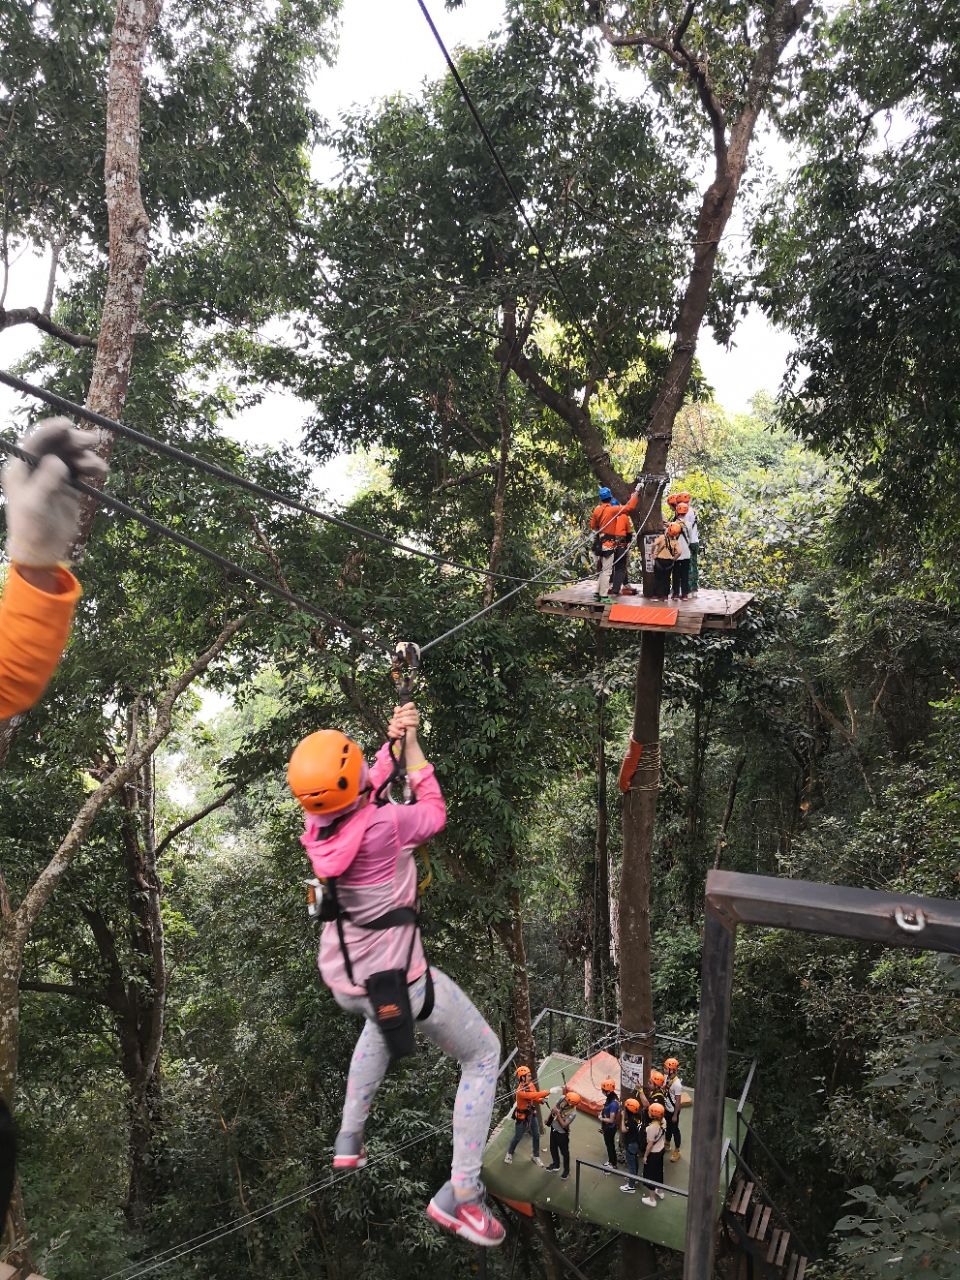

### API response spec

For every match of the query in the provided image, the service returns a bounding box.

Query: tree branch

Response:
[13,614,248,939]
[0,305,97,349]
[18,980,110,1005]
[153,786,238,861]
[589,3,727,162]
[432,463,497,494]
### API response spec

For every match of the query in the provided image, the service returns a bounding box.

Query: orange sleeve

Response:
[621,491,639,515]
[0,565,81,720]
[589,504,602,531]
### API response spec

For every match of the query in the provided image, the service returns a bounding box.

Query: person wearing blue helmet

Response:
[590,482,640,600]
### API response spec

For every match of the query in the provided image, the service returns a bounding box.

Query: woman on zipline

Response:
[287,703,505,1248]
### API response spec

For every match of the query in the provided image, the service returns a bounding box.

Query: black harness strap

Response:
[326,880,433,1022]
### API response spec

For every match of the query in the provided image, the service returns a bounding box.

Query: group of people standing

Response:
[589,485,701,603]
[504,1057,685,1210]
[651,493,700,601]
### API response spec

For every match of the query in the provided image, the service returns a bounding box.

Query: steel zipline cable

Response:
[100,1077,522,1280]
[100,1032,630,1280]
[413,0,596,360]
[0,368,530,584]
[0,436,386,651]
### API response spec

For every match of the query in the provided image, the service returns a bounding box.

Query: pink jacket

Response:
[300,741,446,996]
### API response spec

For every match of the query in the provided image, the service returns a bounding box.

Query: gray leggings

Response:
[333,967,500,1195]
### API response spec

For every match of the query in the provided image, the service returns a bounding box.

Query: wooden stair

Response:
[725,1170,810,1280]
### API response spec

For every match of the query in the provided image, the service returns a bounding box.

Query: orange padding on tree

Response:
[619,738,644,793]
[608,603,678,627]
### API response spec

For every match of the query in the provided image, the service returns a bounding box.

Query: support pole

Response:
[684,903,736,1280]
[619,631,664,1075]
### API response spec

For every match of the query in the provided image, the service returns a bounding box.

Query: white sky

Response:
[0,0,794,462]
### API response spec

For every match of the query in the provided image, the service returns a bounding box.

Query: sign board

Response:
[620,1050,645,1092]
[643,534,658,573]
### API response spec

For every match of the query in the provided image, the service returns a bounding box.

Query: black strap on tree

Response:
[374,640,421,807]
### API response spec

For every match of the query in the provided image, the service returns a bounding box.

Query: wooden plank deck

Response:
[536,581,753,636]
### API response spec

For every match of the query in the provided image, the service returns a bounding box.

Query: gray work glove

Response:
[2,418,107,565]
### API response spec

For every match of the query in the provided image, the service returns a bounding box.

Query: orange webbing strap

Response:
[619,738,644,793]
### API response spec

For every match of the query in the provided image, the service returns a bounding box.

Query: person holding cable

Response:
[287,702,505,1248]
[0,419,106,722]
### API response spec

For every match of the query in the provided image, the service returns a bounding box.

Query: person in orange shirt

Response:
[503,1065,552,1167]
[589,484,640,601]
[0,418,106,721]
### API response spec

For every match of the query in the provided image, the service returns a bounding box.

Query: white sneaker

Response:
[642,1194,657,1208]
[619,1184,636,1194]
[602,1161,616,1172]
[656,1188,665,1199]
[531,1156,545,1167]
[503,1152,513,1165]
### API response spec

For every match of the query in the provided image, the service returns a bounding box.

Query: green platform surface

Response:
[482,1053,746,1253]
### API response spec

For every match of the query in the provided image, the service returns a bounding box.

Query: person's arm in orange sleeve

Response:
[517,1086,550,1106]
[0,565,81,720]
[0,419,106,721]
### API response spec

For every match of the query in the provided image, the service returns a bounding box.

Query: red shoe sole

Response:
[426,1200,505,1248]
[333,1154,367,1170]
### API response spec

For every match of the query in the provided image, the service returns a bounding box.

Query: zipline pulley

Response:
[374,640,421,807]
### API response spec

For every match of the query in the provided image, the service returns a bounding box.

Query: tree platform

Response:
[535,581,753,636]
[482,1052,747,1252]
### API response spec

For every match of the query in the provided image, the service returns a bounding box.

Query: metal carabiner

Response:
[893,906,926,934]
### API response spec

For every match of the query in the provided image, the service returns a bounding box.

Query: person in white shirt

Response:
[676,498,700,597]
[641,1102,667,1208]
[662,1056,684,1161]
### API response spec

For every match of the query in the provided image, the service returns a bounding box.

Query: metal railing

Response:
[573,1156,689,1216]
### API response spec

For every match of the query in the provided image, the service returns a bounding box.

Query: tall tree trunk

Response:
[685,697,703,925]
[618,635,663,1076]
[494,881,536,1069]
[591,633,615,1022]
[74,0,163,549]
[116,707,168,1225]
[482,376,512,608]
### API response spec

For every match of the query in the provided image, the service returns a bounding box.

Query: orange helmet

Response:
[564,1090,582,1105]
[649,1070,666,1087]
[666,521,682,537]
[624,1097,641,1113]
[664,1057,679,1073]
[676,503,689,515]
[648,1102,665,1120]
[600,1077,616,1093]
[288,730,365,815]
[666,493,679,508]
[516,1065,532,1080]
[678,491,690,503]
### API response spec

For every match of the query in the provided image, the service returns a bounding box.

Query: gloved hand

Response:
[548,1085,564,1096]
[2,419,107,565]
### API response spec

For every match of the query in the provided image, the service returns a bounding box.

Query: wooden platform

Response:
[536,580,753,636]
[482,1052,747,1252]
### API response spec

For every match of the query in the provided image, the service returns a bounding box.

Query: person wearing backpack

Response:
[650,522,682,600]
[619,1097,646,1194]
[288,703,505,1248]
[504,1065,550,1167]
[590,484,640,600]
[545,1087,580,1179]
[641,1102,667,1208]
[671,503,692,599]
[676,498,700,597]
[663,1056,684,1162]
